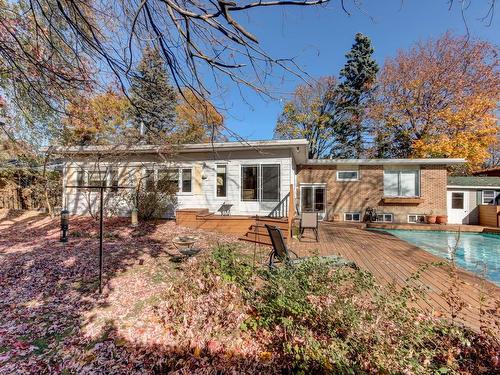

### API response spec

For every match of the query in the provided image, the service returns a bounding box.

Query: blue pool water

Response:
[372,230,500,285]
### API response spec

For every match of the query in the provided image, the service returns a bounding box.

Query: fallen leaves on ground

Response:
[0,210,272,374]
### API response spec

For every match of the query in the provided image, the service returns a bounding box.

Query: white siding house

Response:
[54,140,308,217]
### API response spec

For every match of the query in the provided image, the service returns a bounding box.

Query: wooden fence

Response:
[478,205,500,227]
[0,182,22,209]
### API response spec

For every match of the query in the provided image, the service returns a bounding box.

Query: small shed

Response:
[447,176,500,225]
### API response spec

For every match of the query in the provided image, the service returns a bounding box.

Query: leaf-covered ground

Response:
[0,210,271,374]
[1,210,498,374]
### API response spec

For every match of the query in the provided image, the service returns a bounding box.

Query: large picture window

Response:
[383,170,419,197]
[241,164,280,202]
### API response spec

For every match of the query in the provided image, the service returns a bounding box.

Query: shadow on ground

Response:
[0,213,273,374]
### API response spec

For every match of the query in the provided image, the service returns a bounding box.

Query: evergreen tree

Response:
[336,33,378,158]
[129,46,177,142]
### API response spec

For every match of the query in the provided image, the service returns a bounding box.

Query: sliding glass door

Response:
[300,184,326,220]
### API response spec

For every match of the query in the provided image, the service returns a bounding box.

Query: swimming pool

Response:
[372,229,500,286]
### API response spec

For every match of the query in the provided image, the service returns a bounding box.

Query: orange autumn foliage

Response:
[62,90,130,145]
[370,33,499,170]
[175,89,224,143]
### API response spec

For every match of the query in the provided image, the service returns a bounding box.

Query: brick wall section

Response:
[296,164,447,223]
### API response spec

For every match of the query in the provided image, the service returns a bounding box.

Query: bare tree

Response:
[0,0,496,144]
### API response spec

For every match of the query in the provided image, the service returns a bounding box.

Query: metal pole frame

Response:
[65,185,134,294]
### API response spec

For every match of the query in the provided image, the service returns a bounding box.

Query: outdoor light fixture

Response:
[60,209,69,242]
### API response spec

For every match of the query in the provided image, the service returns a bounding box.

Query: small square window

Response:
[376,213,393,223]
[482,190,496,205]
[408,214,425,224]
[337,170,359,181]
[344,212,361,222]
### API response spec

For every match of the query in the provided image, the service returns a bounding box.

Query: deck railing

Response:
[268,184,296,238]
[268,192,290,219]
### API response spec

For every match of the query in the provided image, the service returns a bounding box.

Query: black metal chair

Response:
[217,202,233,216]
[265,224,357,270]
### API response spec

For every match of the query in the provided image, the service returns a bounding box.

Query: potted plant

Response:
[425,211,437,224]
[436,214,448,224]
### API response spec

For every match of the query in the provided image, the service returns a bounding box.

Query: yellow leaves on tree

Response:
[370,33,500,170]
[175,89,224,143]
[62,89,130,145]
[412,96,498,167]
[275,77,339,159]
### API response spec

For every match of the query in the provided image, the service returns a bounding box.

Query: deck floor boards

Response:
[250,223,499,332]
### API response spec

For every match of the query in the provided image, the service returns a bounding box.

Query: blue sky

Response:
[217,0,499,140]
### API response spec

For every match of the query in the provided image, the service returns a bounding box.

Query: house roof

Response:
[472,166,500,176]
[42,139,310,164]
[303,158,466,166]
[42,140,466,167]
[448,176,500,189]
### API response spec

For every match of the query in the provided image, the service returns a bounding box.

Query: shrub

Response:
[205,247,499,374]
[135,176,178,220]
[210,244,254,288]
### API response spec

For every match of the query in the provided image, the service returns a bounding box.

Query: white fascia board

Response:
[303,158,466,166]
[447,185,500,189]
[41,139,309,155]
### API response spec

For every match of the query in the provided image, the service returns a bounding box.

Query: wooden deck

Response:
[253,223,500,332]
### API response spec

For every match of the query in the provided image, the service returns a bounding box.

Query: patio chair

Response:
[265,224,357,270]
[299,212,319,241]
[217,202,233,216]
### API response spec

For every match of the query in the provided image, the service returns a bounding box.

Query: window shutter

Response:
[193,164,203,194]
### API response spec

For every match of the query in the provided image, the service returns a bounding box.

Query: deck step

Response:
[252,220,289,231]
[247,225,288,237]
[239,232,273,246]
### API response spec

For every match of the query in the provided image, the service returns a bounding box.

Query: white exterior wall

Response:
[63,148,295,217]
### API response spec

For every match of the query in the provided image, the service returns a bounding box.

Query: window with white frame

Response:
[376,213,393,223]
[88,169,107,188]
[408,214,425,224]
[344,212,361,222]
[74,168,118,191]
[241,164,280,202]
[384,170,420,197]
[482,190,497,205]
[216,165,227,197]
[336,170,359,181]
[181,168,192,193]
[148,167,193,193]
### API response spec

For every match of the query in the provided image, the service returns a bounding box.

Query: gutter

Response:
[302,158,466,166]
[40,139,309,155]
[447,185,500,189]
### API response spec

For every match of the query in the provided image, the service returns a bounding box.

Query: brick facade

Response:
[296,164,447,223]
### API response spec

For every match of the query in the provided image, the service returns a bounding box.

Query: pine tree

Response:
[337,33,378,158]
[129,46,177,142]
